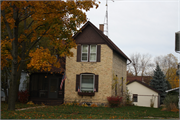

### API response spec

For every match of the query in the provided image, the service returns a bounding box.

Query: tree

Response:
[154,53,178,89]
[166,68,179,88]
[150,64,168,104]
[128,53,152,77]
[1,1,99,110]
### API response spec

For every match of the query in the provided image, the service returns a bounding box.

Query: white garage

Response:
[127,80,160,108]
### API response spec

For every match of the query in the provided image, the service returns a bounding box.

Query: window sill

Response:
[78,92,95,96]
[80,61,97,63]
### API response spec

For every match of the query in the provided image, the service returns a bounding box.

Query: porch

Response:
[29,73,64,105]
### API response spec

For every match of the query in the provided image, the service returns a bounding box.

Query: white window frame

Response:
[90,45,97,62]
[81,45,88,62]
[80,74,95,92]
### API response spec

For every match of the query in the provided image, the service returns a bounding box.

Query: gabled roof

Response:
[127,80,161,94]
[73,21,131,63]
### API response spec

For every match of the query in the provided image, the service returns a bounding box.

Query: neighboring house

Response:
[19,71,29,91]
[166,87,179,94]
[127,80,160,108]
[1,71,28,101]
[65,21,131,105]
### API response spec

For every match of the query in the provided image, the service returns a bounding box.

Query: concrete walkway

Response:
[15,106,46,111]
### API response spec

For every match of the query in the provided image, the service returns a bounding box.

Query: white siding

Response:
[127,81,159,108]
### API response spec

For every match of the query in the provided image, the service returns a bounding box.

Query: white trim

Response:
[80,74,95,92]
[166,87,179,93]
[90,45,97,62]
[81,45,88,62]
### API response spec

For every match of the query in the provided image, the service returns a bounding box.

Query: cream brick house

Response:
[65,21,131,105]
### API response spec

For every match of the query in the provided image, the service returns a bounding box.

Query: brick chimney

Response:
[99,24,104,33]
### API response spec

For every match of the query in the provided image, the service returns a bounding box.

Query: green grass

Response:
[1,101,43,111]
[1,102,179,119]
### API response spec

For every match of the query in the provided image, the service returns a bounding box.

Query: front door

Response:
[48,77,58,98]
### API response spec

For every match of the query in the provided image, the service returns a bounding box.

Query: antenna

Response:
[104,0,114,36]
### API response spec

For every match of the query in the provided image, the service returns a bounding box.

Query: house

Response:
[1,71,28,102]
[127,80,160,108]
[64,21,131,105]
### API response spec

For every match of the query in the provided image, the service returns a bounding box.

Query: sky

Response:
[86,0,180,61]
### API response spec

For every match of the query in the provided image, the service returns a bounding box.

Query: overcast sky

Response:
[86,0,180,61]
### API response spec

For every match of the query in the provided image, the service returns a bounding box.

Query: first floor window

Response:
[81,74,94,92]
[76,74,98,93]
[133,94,138,102]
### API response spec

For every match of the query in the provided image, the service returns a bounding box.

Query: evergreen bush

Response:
[150,64,168,104]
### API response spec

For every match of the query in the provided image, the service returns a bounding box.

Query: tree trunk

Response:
[8,6,19,111]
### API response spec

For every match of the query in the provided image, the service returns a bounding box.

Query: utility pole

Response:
[175,31,180,110]
[104,0,114,36]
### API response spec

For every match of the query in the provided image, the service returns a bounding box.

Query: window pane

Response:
[82,53,87,61]
[82,45,88,52]
[133,94,138,102]
[81,75,94,91]
[90,45,96,53]
[90,53,96,61]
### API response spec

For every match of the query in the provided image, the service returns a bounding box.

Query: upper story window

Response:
[81,45,88,62]
[77,44,100,62]
[90,45,97,62]
[81,45,97,62]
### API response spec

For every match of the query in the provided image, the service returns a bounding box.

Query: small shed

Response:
[127,80,160,108]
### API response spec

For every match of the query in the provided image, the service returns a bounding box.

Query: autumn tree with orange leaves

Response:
[1,1,99,110]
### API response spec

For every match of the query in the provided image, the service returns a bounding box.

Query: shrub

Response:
[64,102,73,106]
[163,95,178,111]
[72,100,80,106]
[18,90,29,103]
[125,88,133,106]
[27,101,34,105]
[82,103,88,107]
[107,96,122,107]
[90,103,98,107]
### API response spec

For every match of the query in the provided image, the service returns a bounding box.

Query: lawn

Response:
[1,102,179,119]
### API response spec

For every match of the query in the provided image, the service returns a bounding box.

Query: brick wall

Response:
[65,44,113,104]
[112,51,127,101]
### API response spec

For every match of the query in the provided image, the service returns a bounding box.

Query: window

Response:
[80,74,94,92]
[76,74,99,93]
[81,45,97,62]
[90,45,97,62]
[81,45,88,61]
[77,45,101,62]
[133,94,138,102]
